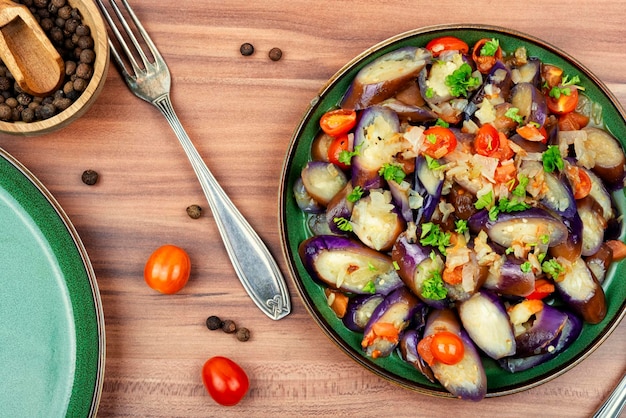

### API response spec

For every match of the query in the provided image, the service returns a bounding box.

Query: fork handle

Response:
[153,94,291,320]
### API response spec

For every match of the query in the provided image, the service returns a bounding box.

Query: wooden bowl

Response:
[0,0,109,136]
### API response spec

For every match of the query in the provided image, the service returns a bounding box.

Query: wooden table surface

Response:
[1,0,625,416]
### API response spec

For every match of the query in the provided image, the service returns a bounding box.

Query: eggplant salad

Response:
[294,36,626,401]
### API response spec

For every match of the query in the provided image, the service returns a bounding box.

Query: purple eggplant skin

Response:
[414,155,444,223]
[468,207,568,249]
[298,235,404,295]
[423,309,487,401]
[388,179,414,223]
[498,309,582,373]
[585,243,613,284]
[509,132,548,153]
[541,171,577,220]
[391,233,450,309]
[583,167,615,222]
[301,160,348,206]
[380,98,438,124]
[458,290,516,360]
[361,287,423,358]
[465,60,513,118]
[513,57,542,87]
[482,255,535,297]
[325,183,355,234]
[583,127,626,190]
[514,303,570,357]
[342,294,385,332]
[351,106,401,190]
[555,256,607,324]
[577,196,607,257]
[510,82,548,127]
[293,177,324,214]
[399,329,436,383]
[341,47,432,110]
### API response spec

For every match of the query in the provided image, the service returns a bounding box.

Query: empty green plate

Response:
[279,24,626,398]
[0,148,105,416]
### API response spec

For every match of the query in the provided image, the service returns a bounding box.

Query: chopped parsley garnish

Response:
[421,271,448,300]
[347,186,364,203]
[542,145,564,173]
[393,261,400,271]
[333,217,352,232]
[435,118,449,128]
[505,107,524,124]
[474,190,494,210]
[425,87,434,99]
[542,258,564,280]
[488,197,531,221]
[480,38,500,57]
[540,234,550,245]
[446,63,481,97]
[420,222,452,255]
[425,155,442,170]
[520,261,532,273]
[454,219,468,234]
[362,281,376,294]
[368,262,377,271]
[338,144,362,166]
[426,133,438,144]
[548,74,585,99]
[378,163,406,184]
[512,174,529,197]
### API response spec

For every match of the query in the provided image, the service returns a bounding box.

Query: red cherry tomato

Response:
[144,244,191,294]
[546,86,579,114]
[319,109,357,137]
[327,134,351,170]
[471,38,503,74]
[474,123,500,156]
[202,356,249,406]
[565,164,592,200]
[425,36,469,57]
[422,126,457,158]
[526,278,556,300]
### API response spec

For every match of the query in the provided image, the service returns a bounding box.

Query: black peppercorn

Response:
[186,204,202,219]
[206,315,223,330]
[221,319,237,334]
[239,42,254,56]
[81,169,98,185]
[235,327,250,342]
[268,47,282,61]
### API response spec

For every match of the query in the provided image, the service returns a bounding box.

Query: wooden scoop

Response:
[0,0,64,96]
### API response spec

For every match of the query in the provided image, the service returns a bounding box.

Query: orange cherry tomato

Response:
[471,38,503,74]
[474,123,500,156]
[516,123,547,142]
[425,36,469,57]
[144,244,191,294]
[546,86,579,114]
[418,331,465,366]
[202,356,249,406]
[327,134,351,170]
[565,165,592,200]
[319,109,357,137]
[422,126,458,158]
[526,278,556,300]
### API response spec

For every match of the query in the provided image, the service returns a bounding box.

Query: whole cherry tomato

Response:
[421,126,457,158]
[144,244,191,294]
[319,109,357,137]
[425,36,469,57]
[202,356,249,406]
[417,331,465,366]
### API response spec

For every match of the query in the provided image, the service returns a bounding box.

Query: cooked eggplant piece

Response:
[399,329,436,383]
[448,183,477,220]
[380,98,438,124]
[310,131,333,162]
[512,57,542,86]
[509,132,548,153]
[541,171,577,219]
[342,294,385,332]
[350,189,405,252]
[583,127,626,189]
[458,290,516,359]
[325,183,355,234]
[298,235,404,295]
[465,60,513,119]
[341,47,431,110]
[351,106,404,190]
[387,179,414,223]
[293,177,324,214]
[413,155,444,223]
[301,161,348,206]
[468,207,568,249]
[419,51,475,105]
[584,167,615,222]
[361,287,423,358]
[510,82,547,127]
[508,300,569,356]
[423,309,487,401]
[391,233,449,309]
[307,213,334,236]
[585,243,613,284]
[482,254,535,297]
[578,196,607,256]
[498,309,582,373]
[555,256,607,324]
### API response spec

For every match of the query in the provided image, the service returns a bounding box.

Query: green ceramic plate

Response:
[0,148,105,415]
[279,24,626,397]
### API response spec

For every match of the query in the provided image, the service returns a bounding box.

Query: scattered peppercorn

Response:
[221,319,237,334]
[268,47,283,61]
[206,315,223,331]
[240,42,254,56]
[235,327,250,342]
[186,204,202,219]
[81,169,99,185]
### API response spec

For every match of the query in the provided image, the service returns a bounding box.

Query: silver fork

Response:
[95,0,290,320]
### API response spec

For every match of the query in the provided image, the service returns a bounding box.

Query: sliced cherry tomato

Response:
[425,36,469,57]
[144,244,191,294]
[494,162,517,185]
[526,278,556,300]
[422,126,457,158]
[324,288,349,318]
[474,123,500,156]
[558,111,589,132]
[202,356,249,406]
[516,123,546,142]
[565,165,592,200]
[546,86,579,114]
[327,134,351,170]
[319,109,357,137]
[471,38,503,74]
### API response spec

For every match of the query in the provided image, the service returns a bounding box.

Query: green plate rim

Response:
[279,24,626,398]
[0,147,106,415]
